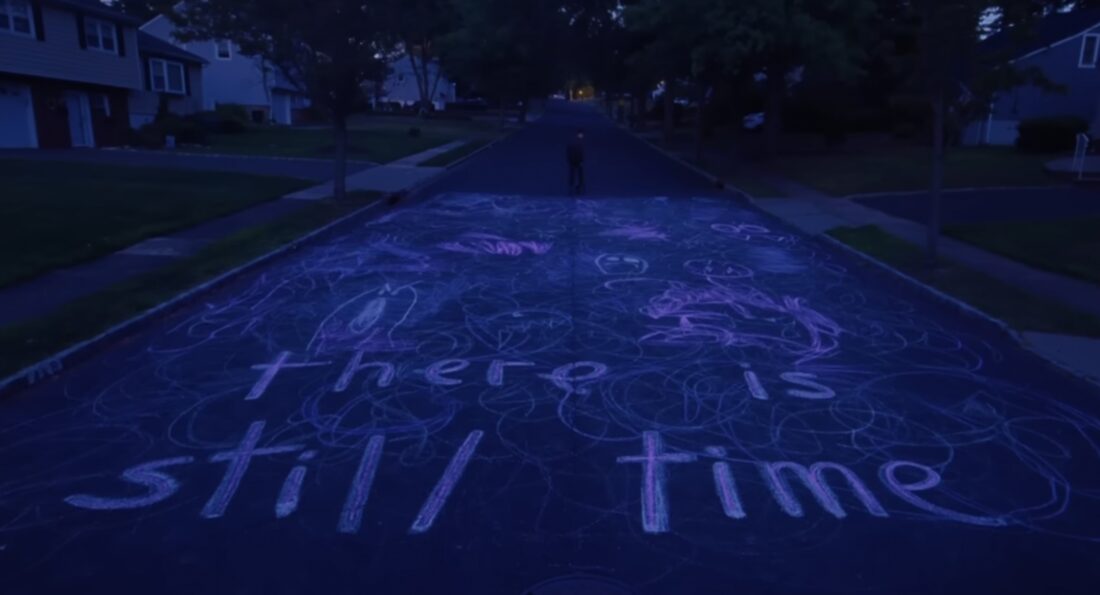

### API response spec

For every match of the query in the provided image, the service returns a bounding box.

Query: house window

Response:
[1081,34,1100,69]
[150,58,186,94]
[0,0,34,37]
[215,39,232,60]
[85,18,117,53]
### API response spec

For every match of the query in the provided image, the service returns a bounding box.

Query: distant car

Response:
[551,93,566,100]
[742,112,765,130]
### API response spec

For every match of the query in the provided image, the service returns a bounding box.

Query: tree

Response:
[695,0,876,159]
[109,1,173,21]
[173,0,398,199]
[442,0,567,125]
[396,0,458,116]
[882,0,1069,264]
[624,0,701,143]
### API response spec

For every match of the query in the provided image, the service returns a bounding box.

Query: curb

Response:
[817,231,1100,390]
[390,129,516,206]
[816,232,1019,336]
[841,184,1065,201]
[0,129,517,398]
[618,125,752,200]
[0,199,385,397]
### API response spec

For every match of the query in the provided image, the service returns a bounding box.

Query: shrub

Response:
[137,117,208,147]
[214,103,250,123]
[294,105,329,124]
[194,111,247,134]
[160,117,208,145]
[129,125,164,149]
[1016,116,1088,152]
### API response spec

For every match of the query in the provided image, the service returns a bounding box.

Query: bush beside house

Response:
[1015,116,1089,152]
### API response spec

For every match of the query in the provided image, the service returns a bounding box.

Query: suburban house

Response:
[0,0,142,149]
[128,29,205,128]
[964,8,1100,145]
[366,55,457,112]
[140,8,309,125]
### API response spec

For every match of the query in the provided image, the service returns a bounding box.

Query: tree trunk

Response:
[695,94,706,163]
[764,62,785,159]
[332,112,348,199]
[663,80,675,144]
[409,45,431,118]
[927,88,945,267]
[428,65,444,112]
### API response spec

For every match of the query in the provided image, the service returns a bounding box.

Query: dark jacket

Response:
[566,140,585,165]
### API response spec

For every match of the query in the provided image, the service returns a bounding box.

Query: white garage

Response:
[0,81,38,149]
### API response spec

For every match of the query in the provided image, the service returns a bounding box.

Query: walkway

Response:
[0,148,375,181]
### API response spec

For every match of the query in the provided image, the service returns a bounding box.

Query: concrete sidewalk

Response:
[0,148,375,181]
[748,175,1100,383]
[287,165,445,199]
[285,139,471,199]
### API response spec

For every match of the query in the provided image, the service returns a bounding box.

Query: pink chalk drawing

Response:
[439,233,552,256]
[599,225,668,241]
[639,282,843,361]
[307,284,420,356]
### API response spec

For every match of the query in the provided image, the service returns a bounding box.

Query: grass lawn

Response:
[419,139,492,167]
[0,159,307,289]
[0,192,379,378]
[828,225,1100,337]
[773,147,1060,197]
[710,165,787,198]
[195,115,502,164]
[945,218,1100,285]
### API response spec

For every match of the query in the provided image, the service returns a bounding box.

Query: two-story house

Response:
[140,7,309,125]
[367,55,457,112]
[0,0,142,148]
[964,7,1100,145]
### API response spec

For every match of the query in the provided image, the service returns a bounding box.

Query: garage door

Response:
[0,82,38,149]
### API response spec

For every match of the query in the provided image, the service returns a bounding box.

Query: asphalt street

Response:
[2,102,1099,595]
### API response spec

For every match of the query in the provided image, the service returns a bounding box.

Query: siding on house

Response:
[129,62,204,127]
[969,21,1100,145]
[993,22,1100,122]
[0,4,142,90]
[142,14,279,112]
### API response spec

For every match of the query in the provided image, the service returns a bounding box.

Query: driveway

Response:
[855,186,1100,225]
[3,102,1100,594]
[0,148,374,181]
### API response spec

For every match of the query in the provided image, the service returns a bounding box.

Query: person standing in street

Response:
[566,129,586,195]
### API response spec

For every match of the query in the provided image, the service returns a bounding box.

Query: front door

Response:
[64,91,94,148]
